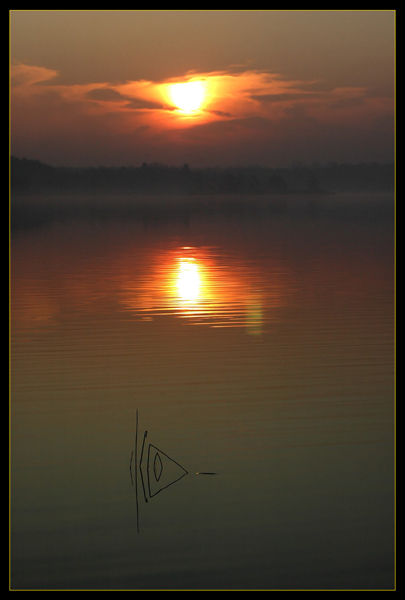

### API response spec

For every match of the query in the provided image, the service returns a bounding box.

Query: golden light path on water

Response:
[118,245,286,335]
[10,239,289,337]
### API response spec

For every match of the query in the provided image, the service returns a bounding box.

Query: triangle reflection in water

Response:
[147,444,188,498]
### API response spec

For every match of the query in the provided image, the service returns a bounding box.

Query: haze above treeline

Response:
[11,156,394,196]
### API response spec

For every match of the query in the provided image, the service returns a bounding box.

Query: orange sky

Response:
[10,11,395,168]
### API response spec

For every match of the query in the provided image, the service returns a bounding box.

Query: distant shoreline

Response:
[10,156,394,197]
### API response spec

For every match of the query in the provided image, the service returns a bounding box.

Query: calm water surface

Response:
[10,194,395,589]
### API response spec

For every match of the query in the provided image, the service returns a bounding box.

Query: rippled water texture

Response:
[10,194,395,589]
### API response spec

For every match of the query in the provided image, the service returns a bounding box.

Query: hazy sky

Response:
[10,10,395,168]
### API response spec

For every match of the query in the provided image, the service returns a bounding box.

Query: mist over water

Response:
[10,192,395,589]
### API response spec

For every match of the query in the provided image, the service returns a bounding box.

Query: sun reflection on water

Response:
[12,239,289,336]
[116,244,286,334]
[176,257,200,303]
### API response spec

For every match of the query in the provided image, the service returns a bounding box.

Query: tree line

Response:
[10,156,394,195]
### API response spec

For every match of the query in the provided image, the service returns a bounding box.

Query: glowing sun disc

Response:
[170,81,205,112]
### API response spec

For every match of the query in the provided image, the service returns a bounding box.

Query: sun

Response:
[170,81,205,113]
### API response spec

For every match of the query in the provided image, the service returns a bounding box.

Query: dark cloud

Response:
[207,109,233,117]
[176,115,273,141]
[86,87,165,110]
[124,98,166,110]
[86,88,125,101]
[290,80,337,93]
[251,92,323,103]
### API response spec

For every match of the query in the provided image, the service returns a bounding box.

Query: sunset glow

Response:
[10,61,394,167]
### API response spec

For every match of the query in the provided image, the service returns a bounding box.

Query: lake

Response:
[10,193,395,590]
